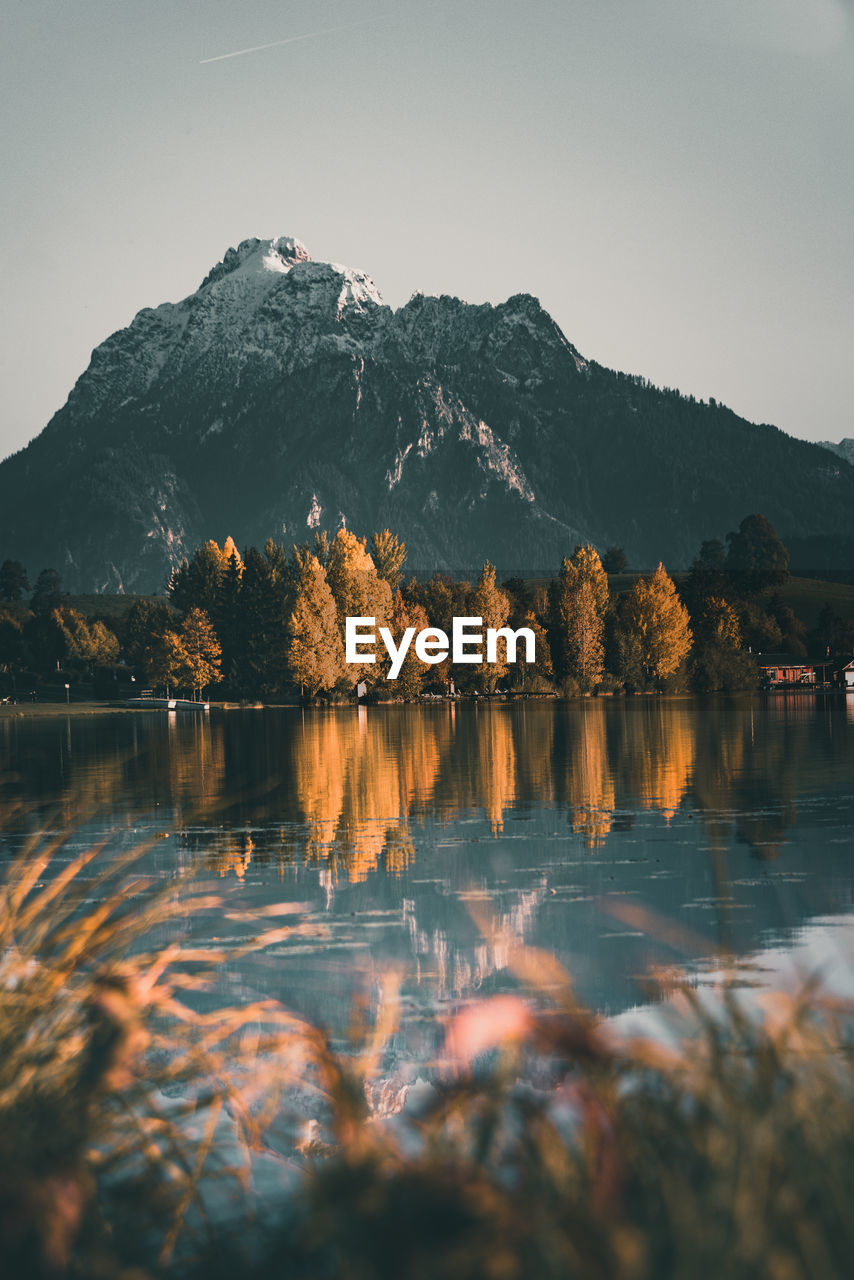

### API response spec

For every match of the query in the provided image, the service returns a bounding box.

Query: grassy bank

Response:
[0,699,165,719]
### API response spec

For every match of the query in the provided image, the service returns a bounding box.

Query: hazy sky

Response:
[1,0,852,460]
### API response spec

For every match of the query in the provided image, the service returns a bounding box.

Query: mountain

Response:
[819,438,854,467]
[2,234,853,592]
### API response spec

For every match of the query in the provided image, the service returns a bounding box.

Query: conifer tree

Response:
[0,560,29,602]
[287,555,345,696]
[552,545,609,691]
[0,612,24,675]
[725,514,790,593]
[31,569,62,616]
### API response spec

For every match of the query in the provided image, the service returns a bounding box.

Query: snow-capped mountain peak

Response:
[5,232,854,593]
[199,235,311,289]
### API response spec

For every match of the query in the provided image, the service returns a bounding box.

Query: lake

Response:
[2,694,854,1049]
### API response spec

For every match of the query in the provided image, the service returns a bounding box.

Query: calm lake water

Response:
[2,695,854,1044]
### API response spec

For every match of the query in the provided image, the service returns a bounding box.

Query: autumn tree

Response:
[179,607,223,700]
[370,530,407,592]
[287,554,345,696]
[143,630,190,697]
[551,545,609,691]
[471,562,510,693]
[168,536,242,619]
[617,563,692,688]
[515,612,553,690]
[326,530,392,686]
[55,609,120,669]
[383,590,429,699]
[0,560,29,602]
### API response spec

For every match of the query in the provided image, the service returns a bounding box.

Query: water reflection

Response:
[2,697,853,876]
[1,696,853,1020]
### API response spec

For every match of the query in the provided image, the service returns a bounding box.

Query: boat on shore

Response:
[123,698,210,711]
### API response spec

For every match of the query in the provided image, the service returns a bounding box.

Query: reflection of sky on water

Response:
[1,695,853,1036]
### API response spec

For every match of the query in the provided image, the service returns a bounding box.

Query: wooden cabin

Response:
[758,654,823,688]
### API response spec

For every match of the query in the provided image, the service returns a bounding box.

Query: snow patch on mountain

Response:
[306,493,322,528]
[386,443,413,490]
[464,418,535,502]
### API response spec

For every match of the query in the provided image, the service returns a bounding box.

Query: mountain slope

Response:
[1,235,852,591]
[819,438,854,467]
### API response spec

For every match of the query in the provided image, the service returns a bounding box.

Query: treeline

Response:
[2,514,852,701]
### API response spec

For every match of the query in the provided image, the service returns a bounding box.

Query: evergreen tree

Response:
[124,599,174,670]
[217,546,244,680]
[725,514,790,593]
[601,546,628,574]
[234,545,292,695]
[23,611,66,671]
[287,555,344,696]
[551,545,609,691]
[617,563,692,687]
[31,569,62,616]
[0,560,29,602]
[516,611,553,690]
[0,612,24,674]
[168,537,241,619]
[502,577,534,622]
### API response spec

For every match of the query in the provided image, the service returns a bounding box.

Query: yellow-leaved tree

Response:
[552,545,609,691]
[370,530,407,592]
[179,607,223,700]
[326,530,392,686]
[384,590,430,700]
[617,563,692,688]
[287,554,345,696]
[471,562,510,693]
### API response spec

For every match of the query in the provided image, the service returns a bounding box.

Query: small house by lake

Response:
[758,655,832,689]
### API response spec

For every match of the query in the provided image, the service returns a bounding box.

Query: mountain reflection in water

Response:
[1,695,853,1023]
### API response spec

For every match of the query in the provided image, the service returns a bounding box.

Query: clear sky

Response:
[1,0,852,461]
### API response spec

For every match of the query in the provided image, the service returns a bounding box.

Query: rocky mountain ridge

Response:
[1,235,852,591]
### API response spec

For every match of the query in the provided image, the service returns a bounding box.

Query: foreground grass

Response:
[2,835,854,1279]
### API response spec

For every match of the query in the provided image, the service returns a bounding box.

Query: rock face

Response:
[2,235,853,592]
[819,438,854,467]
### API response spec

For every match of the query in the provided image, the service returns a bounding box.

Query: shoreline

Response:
[2,686,851,720]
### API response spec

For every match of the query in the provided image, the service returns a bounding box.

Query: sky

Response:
[1,0,852,461]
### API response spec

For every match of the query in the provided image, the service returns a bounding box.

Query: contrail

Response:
[200,16,381,64]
